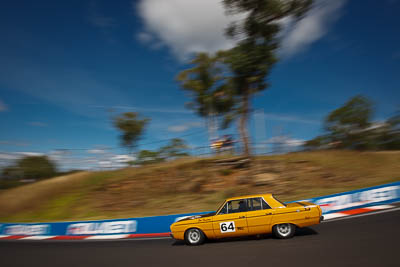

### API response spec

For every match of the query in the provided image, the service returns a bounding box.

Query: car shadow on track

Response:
[172,227,318,246]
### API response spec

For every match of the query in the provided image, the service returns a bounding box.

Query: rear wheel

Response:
[184,228,205,246]
[273,223,295,239]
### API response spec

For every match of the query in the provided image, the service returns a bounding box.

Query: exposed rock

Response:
[236,175,252,185]
[213,157,251,169]
[253,173,279,186]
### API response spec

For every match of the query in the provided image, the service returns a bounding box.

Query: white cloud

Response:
[111,154,135,163]
[267,136,305,147]
[167,121,203,133]
[136,0,242,60]
[0,99,8,111]
[136,0,346,60]
[0,153,19,160]
[280,0,347,57]
[17,152,44,157]
[87,149,107,154]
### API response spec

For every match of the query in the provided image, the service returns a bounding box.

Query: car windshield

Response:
[216,201,227,214]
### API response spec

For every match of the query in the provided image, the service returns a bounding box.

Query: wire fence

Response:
[0,138,304,172]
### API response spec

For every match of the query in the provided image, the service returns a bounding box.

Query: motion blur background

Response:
[0,0,399,221]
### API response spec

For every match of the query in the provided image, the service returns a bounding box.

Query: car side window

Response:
[247,198,262,211]
[262,199,271,209]
[218,199,248,214]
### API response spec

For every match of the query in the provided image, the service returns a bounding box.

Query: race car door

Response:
[246,197,274,235]
[212,199,248,238]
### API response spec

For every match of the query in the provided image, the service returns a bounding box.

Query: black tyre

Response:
[273,223,295,239]
[184,228,206,245]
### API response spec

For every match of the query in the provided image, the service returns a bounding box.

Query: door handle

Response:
[265,213,272,215]
[239,216,246,219]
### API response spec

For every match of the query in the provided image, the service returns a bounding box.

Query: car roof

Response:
[226,194,272,201]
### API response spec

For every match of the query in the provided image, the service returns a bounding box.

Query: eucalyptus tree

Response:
[113,112,150,155]
[176,52,234,144]
[221,0,313,156]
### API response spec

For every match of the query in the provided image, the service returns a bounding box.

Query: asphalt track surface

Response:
[1,209,399,267]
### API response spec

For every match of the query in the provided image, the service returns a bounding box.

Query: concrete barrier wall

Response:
[1,181,399,237]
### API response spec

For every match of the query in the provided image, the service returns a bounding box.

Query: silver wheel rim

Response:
[277,224,291,237]
[188,229,200,243]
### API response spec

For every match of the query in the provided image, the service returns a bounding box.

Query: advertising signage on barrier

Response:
[0,212,208,236]
[0,181,399,237]
[66,220,137,235]
[303,181,399,213]
[3,224,51,235]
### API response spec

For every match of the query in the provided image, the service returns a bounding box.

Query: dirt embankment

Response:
[0,150,399,222]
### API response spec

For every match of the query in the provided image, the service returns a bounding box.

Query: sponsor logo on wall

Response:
[4,224,50,235]
[66,220,137,235]
[312,185,399,213]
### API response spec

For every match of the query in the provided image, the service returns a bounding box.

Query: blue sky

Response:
[0,0,399,168]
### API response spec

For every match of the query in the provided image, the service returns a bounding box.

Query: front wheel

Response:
[184,228,205,245]
[273,223,295,239]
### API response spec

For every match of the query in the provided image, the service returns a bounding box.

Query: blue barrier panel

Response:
[1,181,399,236]
[0,211,210,236]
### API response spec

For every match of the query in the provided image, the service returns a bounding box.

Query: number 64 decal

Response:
[220,221,235,233]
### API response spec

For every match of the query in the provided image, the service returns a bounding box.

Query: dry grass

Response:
[0,150,399,222]
[0,172,92,218]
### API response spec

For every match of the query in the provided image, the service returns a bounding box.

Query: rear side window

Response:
[262,199,271,209]
[247,198,262,211]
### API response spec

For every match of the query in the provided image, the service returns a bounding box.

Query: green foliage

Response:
[218,0,313,156]
[17,156,57,179]
[323,95,373,149]
[380,111,400,150]
[1,156,57,180]
[159,138,189,159]
[325,95,373,134]
[306,96,400,151]
[304,136,329,150]
[136,139,190,165]
[137,150,164,165]
[113,112,150,154]
[176,53,234,119]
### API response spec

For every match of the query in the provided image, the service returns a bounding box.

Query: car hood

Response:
[175,212,215,222]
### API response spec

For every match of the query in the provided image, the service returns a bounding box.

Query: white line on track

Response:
[323,213,349,220]
[85,234,130,240]
[79,237,172,242]
[20,236,56,240]
[322,206,400,223]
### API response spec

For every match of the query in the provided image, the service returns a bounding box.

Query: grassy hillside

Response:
[0,150,399,222]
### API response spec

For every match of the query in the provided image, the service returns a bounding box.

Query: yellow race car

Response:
[170,194,323,245]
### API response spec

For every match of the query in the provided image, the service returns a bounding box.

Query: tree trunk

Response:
[238,93,251,157]
[206,113,218,153]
